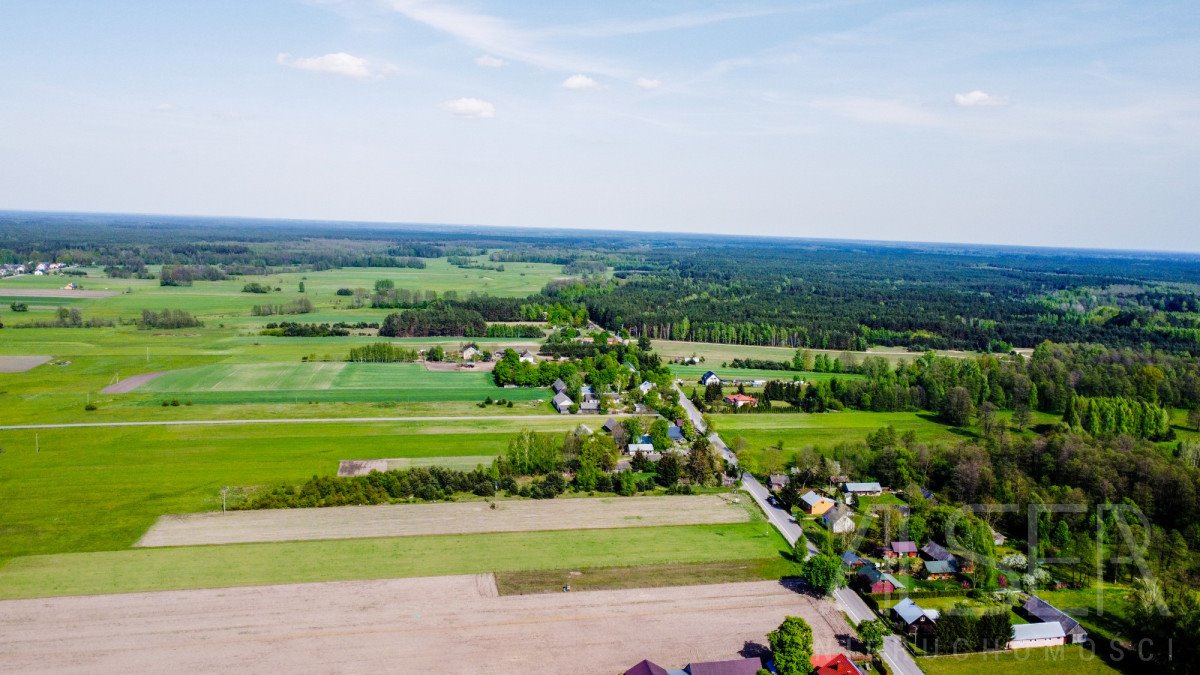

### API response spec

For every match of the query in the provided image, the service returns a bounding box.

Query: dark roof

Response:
[891,541,917,554]
[602,417,620,432]
[551,378,567,392]
[923,560,958,575]
[921,541,955,562]
[686,657,762,675]
[667,425,685,440]
[1024,596,1088,638]
[841,550,863,566]
[624,660,670,675]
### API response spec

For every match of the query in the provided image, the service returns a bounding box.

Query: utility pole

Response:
[221,486,228,513]
[35,433,39,453]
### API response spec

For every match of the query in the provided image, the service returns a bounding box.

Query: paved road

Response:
[678,384,924,675]
[0,412,645,432]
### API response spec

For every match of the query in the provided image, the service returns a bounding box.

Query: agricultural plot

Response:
[715,410,966,455]
[670,364,862,384]
[0,577,847,674]
[136,495,750,547]
[654,339,976,366]
[918,645,1120,675]
[0,356,51,373]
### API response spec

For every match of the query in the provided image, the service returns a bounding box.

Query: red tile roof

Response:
[811,653,861,674]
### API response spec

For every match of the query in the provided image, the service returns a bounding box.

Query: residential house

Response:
[623,660,668,675]
[840,550,867,570]
[601,418,620,434]
[518,350,538,364]
[624,658,762,675]
[723,394,758,408]
[551,378,567,394]
[461,346,480,361]
[699,371,720,386]
[768,474,789,491]
[1023,596,1089,644]
[1007,622,1066,650]
[579,398,600,413]
[552,391,574,414]
[842,482,883,497]
[885,541,918,558]
[821,505,856,534]
[891,598,939,636]
[638,380,655,395]
[922,560,959,580]
[811,654,864,675]
[921,541,956,563]
[855,564,904,594]
[667,424,685,441]
[801,490,835,515]
[626,443,655,455]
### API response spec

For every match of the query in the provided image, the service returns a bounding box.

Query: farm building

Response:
[1023,596,1089,644]
[575,424,594,436]
[821,505,856,534]
[810,654,863,675]
[723,393,758,408]
[842,481,882,497]
[552,391,574,413]
[884,541,918,558]
[1008,621,1066,650]
[891,598,938,636]
[800,490,835,515]
[699,371,720,386]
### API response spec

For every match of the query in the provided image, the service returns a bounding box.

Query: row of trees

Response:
[251,298,314,316]
[378,306,487,337]
[139,309,203,329]
[346,343,418,362]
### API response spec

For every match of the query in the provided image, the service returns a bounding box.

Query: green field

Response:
[1035,583,1134,640]
[0,522,789,600]
[918,645,1121,675]
[0,417,586,561]
[653,339,978,366]
[670,364,863,384]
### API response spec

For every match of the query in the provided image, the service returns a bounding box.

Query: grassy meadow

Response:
[917,645,1121,675]
[653,339,978,366]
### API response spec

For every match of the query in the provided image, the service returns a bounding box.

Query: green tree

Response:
[941,386,975,426]
[298,281,305,293]
[655,452,681,486]
[1190,407,1200,433]
[801,554,845,596]
[856,619,886,655]
[768,616,814,675]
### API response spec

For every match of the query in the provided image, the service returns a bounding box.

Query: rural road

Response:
[0,412,644,431]
[677,383,923,675]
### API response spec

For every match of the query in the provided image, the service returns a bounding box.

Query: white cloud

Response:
[562,74,599,90]
[441,97,495,118]
[475,54,506,67]
[152,103,176,113]
[635,78,661,90]
[276,52,390,79]
[954,90,1008,107]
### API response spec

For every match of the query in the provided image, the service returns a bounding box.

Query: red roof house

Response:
[811,653,863,674]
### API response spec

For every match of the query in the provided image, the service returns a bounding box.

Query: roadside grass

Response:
[0,522,790,600]
[917,644,1121,675]
[0,418,584,560]
[495,557,801,595]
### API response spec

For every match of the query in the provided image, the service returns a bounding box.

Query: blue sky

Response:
[1,1,1197,250]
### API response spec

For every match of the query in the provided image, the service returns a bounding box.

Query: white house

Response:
[552,391,574,413]
[699,371,720,386]
[637,380,655,395]
[626,443,655,454]
[461,346,480,361]
[519,350,538,364]
[1008,622,1066,650]
[821,505,856,534]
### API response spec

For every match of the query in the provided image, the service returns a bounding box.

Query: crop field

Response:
[0,522,790,600]
[0,417,586,561]
[136,495,751,547]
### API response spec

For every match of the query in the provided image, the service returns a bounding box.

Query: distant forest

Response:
[3,210,1200,354]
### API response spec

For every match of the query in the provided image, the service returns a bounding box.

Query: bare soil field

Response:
[0,355,52,373]
[422,359,496,372]
[100,371,164,394]
[136,495,750,547]
[0,576,857,674]
[0,288,119,298]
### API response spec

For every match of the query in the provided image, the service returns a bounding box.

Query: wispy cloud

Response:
[562,74,599,90]
[635,78,662,91]
[542,8,796,39]
[441,97,495,118]
[954,90,1008,107]
[474,54,506,68]
[276,52,393,79]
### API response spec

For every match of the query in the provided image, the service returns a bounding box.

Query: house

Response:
[579,398,600,413]
[638,380,655,395]
[800,490,835,515]
[768,474,789,491]
[1008,621,1066,650]
[624,658,761,675]
[891,598,939,636]
[811,654,864,675]
[461,346,480,360]
[922,560,959,580]
[842,481,883,497]
[821,505,856,534]
[602,418,620,434]
[551,378,567,394]
[552,391,574,413]
[627,443,655,455]
[667,424,684,441]
[855,564,904,594]
[1023,596,1089,644]
[885,541,918,558]
[840,550,867,569]
[623,660,668,675]
[921,541,956,563]
[699,371,720,386]
[723,394,758,408]
[519,350,538,364]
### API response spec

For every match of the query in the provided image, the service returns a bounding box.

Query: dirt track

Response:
[0,288,119,298]
[100,371,164,394]
[136,495,749,547]
[0,576,857,674]
[0,356,52,373]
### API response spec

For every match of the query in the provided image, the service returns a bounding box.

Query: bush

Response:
[84,403,97,411]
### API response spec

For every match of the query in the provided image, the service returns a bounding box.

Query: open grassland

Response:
[0,522,789,600]
[714,410,967,454]
[0,417,583,560]
[670,364,863,383]
[136,495,751,547]
[917,645,1121,675]
[0,577,836,674]
[653,339,978,366]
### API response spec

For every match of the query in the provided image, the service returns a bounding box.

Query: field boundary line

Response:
[0,413,645,431]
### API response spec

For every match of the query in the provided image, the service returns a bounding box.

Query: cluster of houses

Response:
[625,653,863,675]
[0,262,68,277]
[886,595,1087,651]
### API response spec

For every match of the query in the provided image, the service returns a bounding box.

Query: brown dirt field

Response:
[0,356,52,373]
[0,576,858,674]
[136,495,749,547]
[0,288,119,298]
[422,359,497,372]
[100,371,164,394]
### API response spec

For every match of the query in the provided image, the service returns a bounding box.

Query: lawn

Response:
[918,644,1121,675]
[1035,583,1134,640]
[0,522,790,600]
[0,417,585,561]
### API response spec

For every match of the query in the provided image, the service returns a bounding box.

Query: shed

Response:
[601,418,620,433]
[551,378,567,394]
[1008,621,1066,650]
[1023,596,1089,644]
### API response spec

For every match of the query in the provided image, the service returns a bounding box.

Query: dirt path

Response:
[0,576,856,674]
[100,371,164,394]
[0,413,641,431]
[0,288,119,298]
[135,495,750,547]
[0,356,52,373]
